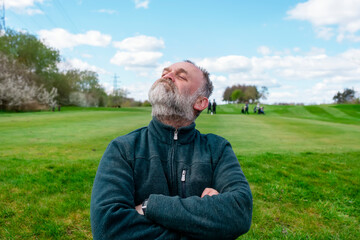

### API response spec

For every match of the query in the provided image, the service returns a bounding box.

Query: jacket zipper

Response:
[181,169,186,198]
[174,129,178,140]
[170,129,178,196]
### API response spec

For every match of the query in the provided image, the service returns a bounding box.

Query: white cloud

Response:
[257,46,271,55]
[38,28,112,49]
[96,9,118,14]
[123,82,153,101]
[110,51,163,68]
[110,35,165,76]
[211,75,227,83]
[228,73,280,88]
[195,48,360,104]
[287,0,360,42]
[5,0,43,9]
[58,58,109,75]
[153,61,172,78]
[108,49,360,104]
[81,53,93,58]
[5,0,44,15]
[340,48,360,63]
[306,47,326,56]
[198,56,251,73]
[25,8,43,15]
[113,35,164,52]
[315,27,334,40]
[134,0,150,9]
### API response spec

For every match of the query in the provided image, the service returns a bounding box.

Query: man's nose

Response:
[163,72,175,82]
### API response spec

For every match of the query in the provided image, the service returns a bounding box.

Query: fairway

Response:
[1,105,359,239]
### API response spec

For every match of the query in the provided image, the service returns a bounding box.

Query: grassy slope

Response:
[0,105,359,239]
[205,104,360,239]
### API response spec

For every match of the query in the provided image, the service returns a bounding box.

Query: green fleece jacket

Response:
[90,117,252,240]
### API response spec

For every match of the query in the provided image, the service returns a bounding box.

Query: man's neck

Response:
[156,115,192,129]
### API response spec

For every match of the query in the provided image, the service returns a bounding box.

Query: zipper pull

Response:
[174,129,178,140]
[181,170,186,182]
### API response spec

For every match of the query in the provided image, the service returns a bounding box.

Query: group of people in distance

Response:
[207,99,217,114]
[241,102,265,114]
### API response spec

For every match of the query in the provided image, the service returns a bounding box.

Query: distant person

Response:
[207,101,212,114]
[253,106,257,113]
[212,99,217,114]
[90,60,252,239]
[245,102,249,114]
[258,106,265,114]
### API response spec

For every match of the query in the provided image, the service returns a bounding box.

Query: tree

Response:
[342,88,356,102]
[0,29,60,76]
[64,70,107,107]
[231,89,244,103]
[333,88,356,103]
[244,86,259,103]
[259,86,269,100]
[0,53,57,111]
[223,87,233,102]
[0,29,61,110]
[0,28,148,110]
[107,89,129,107]
[223,84,266,103]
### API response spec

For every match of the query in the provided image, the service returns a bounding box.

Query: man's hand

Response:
[201,188,219,198]
[135,204,144,215]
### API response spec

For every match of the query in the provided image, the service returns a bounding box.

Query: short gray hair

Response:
[184,60,213,98]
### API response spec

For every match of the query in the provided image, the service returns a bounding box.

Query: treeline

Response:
[0,29,145,111]
[223,84,268,103]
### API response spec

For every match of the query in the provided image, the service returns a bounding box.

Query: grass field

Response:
[0,104,359,239]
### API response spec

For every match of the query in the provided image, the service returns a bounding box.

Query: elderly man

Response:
[90,60,252,240]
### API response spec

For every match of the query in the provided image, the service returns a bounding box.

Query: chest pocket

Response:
[182,163,213,197]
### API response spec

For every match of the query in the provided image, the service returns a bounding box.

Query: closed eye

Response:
[178,73,188,81]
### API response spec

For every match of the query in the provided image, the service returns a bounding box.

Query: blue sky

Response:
[3,0,360,104]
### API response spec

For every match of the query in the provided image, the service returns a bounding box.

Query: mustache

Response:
[154,78,177,92]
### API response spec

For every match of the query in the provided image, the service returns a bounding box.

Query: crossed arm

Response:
[136,188,219,215]
[91,141,252,240]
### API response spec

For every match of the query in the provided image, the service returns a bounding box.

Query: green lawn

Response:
[0,104,359,239]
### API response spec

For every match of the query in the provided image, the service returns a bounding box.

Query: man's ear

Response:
[194,97,209,111]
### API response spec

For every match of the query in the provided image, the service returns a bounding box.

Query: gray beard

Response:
[148,79,198,123]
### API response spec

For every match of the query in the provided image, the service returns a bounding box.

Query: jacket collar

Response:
[148,117,197,144]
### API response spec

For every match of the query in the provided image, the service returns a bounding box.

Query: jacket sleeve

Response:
[145,142,253,240]
[90,140,182,240]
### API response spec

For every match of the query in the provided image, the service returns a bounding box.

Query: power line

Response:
[53,0,79,32]
[2,1,42,33]
[34,2,58,28]
[4,1,79,35]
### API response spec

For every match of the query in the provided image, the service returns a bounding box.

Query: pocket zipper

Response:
[181,169,186,198]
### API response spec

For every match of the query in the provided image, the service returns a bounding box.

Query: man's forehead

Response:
[164,62,202,76]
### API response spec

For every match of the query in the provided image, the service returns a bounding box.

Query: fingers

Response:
[201,188,219,198]
[135,204,144,215]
